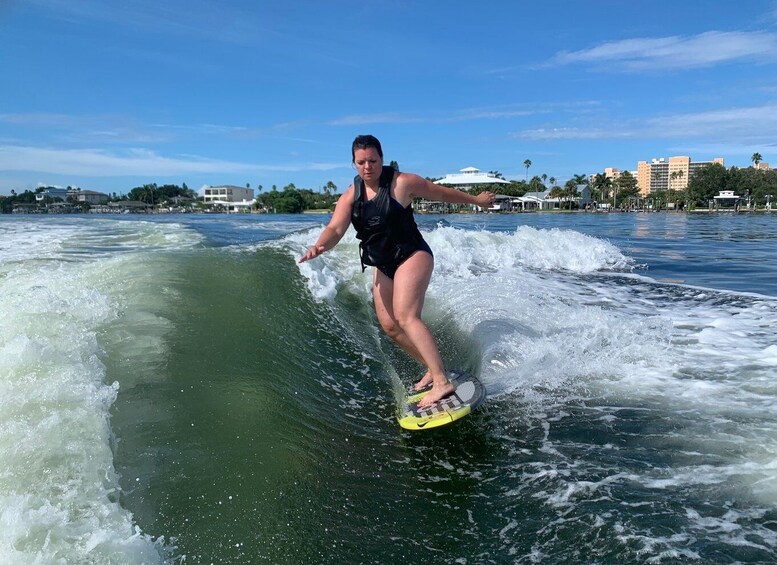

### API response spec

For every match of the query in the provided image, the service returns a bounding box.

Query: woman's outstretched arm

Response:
[299,185,355,263]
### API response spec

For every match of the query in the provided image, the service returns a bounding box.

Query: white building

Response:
[713,190,740,207]
[35,187,108,204]
[74,190,108,205]
[35,187,70,202]
[510,184,592,211]
[434,167,511,189]
[200,185,254,204]
[426,167,511,212]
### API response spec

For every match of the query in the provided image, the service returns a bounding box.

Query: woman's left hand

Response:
[475,191,496,208]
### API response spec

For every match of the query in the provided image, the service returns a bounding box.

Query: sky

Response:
[2,0,777,196]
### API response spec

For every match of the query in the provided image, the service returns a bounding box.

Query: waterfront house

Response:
[35,187,69,202]
[434,167,512,189]
[713,190,740,208]
[200,185,254,204]
[425,167,511,212]
[512,184,592,211]
[199,184,255,213]
[103,201,151,213]
[73,190,109,205]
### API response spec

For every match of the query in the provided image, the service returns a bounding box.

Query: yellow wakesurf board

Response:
[397,370,486,431]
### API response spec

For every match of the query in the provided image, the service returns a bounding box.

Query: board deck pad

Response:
[397,370,486,430]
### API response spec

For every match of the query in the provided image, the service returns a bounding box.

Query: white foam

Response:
[289,220,777,517]
[0,220,181,563]
[286,223,632,303]
[283,226,372,303]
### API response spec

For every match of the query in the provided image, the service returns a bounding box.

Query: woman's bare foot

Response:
[413,370,433,391]
[418,380,456,408]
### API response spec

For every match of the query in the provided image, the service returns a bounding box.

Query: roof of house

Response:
[434,166,511,185]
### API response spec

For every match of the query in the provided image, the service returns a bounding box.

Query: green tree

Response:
[571,174,588,185]
[128,183,158,204]
[275,187,305,213]
[523,159,532,181]
[687,162,728,206]
[592,173,612,204]
[752,152,763,168]
[616,171,638,197]
[549,186,564,203]
[0,189,37,213]
[563,179,580,209]
[615,171,638,207]
[389,160,400,171]
[528,175,544,197]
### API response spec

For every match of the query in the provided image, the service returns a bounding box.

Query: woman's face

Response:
[353,147,382,183]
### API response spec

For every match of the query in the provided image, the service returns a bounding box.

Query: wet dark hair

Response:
[351,134,383,162]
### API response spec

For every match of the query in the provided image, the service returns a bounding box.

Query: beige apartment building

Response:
[604,167,621,182]
[636,156,724,196]
[589,167,633,186]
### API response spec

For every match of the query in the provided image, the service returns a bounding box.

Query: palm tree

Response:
[563,179,580,210]
[549,186,564,209]
[592,173,612,204]
[524,159,534,207]
[572,174,588,185]
[752,152,763,168]
[549,176,556,186]
[669,171,678,205]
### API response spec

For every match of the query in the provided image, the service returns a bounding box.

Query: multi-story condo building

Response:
[637,156,724,196]
[201,185,255,204]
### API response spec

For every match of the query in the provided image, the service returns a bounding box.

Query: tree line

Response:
[687,164,777,207]
[4,163,775,214]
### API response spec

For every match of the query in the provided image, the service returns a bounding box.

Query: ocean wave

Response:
[284,223,634,303]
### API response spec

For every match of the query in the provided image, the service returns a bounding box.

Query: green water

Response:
[106,249,517,563]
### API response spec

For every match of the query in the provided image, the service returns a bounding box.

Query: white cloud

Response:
[0,145,341,177]
[512,103,777,144]
[330,102,600,127]
[646,104,777,140]
[514,127,635,141]
[329,113,424,126]
[550,31,777,71]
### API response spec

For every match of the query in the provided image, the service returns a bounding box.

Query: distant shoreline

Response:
[4,207,774,217]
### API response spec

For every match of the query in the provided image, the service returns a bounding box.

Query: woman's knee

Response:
[378,315,401,339]
[394,312,421,333]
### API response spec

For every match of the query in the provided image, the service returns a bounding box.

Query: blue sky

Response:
[2,0,777,196]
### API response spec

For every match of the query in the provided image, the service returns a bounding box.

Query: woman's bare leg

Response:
[373,271,427,367]
[388,252,454,407]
